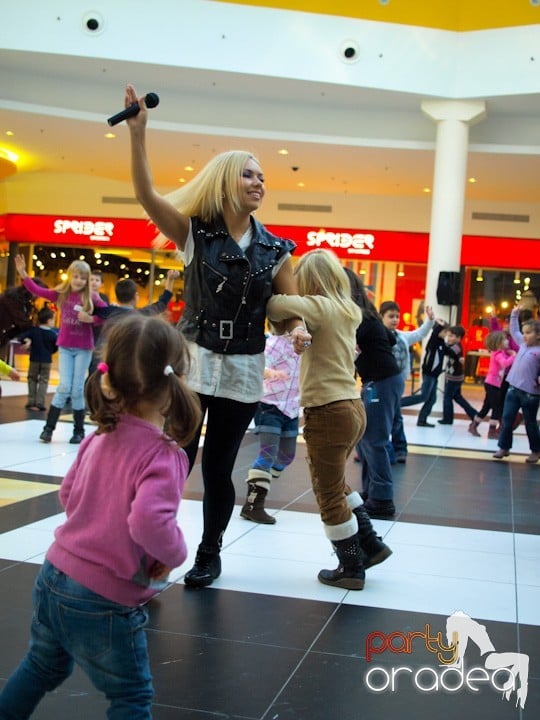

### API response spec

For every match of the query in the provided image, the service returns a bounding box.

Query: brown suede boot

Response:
[240,470,276,524]
[487,425,499,439]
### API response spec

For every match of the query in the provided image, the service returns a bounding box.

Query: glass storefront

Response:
[466,267,539,326]
[2,213,539,337]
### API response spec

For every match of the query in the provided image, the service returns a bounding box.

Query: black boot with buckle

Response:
[318,533,365,590]
[352,504,392,569]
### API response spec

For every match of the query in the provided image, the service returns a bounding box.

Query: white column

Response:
[421,100,486,321]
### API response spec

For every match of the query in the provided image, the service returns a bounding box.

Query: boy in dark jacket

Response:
[401,319,449,426]
[17,307,58,411]
[438,325,478,425]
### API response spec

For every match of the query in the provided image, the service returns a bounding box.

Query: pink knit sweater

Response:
[47,414,189,606]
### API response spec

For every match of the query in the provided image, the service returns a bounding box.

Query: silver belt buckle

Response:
[219,320,233,340]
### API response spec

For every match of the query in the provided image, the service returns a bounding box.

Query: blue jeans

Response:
[254,402,299,438]
[442,379,477,423]
[401,374,439,424]
[387,406,407,460]
[357,374,404,501]
[0,560,153,719]
[252,402,299,474]
[498,386,540,452]
[417,375,439,424]
[53,347,93,411]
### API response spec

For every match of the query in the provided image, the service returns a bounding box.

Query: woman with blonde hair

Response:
[14,255,107,444]
[267,249,391,589]
[125,84,310,588]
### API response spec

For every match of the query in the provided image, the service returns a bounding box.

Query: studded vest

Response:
[178,216,296,354]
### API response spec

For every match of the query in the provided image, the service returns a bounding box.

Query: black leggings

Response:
[477,382,503,422]
[184,394,258,551]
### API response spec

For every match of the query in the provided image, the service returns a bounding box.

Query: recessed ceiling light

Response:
[297,182,305,188]
[422,187,431,193]
[5,131,14,137]
[178,178,186,183]
[104,132,115,139]
[468,177,477,183]
[184,165,194,172]
[278,149,288,155]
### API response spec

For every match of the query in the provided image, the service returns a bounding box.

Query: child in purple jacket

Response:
[0,314,201,718]
[494,310,540,463]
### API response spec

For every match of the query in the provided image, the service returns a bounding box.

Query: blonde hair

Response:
[54,260,93,312]
[294,250,362,323]
[164,150,259,223]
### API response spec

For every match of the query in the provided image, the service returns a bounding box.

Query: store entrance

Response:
[13,243,185,309]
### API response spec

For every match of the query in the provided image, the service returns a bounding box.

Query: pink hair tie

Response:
[97,362,109,374]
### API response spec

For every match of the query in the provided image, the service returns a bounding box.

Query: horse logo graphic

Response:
[446,611,529,709]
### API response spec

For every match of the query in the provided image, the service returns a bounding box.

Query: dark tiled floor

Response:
[0,387,538,718]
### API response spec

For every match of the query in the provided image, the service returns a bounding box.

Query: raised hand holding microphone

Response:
[107,89,159,126]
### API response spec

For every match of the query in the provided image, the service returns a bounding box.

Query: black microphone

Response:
[107,92,160,126]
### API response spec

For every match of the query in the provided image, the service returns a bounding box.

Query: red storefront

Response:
[2,213,539,329]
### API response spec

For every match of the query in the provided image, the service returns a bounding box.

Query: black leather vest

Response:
[178,216,295,354]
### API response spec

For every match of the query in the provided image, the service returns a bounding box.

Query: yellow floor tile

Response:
[0,478,58,507]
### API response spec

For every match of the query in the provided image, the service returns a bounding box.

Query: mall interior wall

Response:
[3,172,540,242]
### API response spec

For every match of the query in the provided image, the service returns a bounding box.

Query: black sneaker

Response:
[417,421,435,427]
[364,499,396,519]
[184,550,221,588]
[69,432,85,444]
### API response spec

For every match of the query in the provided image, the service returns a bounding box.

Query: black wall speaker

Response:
[436,271,461,306]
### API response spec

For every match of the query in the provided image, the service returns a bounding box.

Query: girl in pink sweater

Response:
[468,330,516,438]
[14,253,108,444]
[0,314,201,718]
